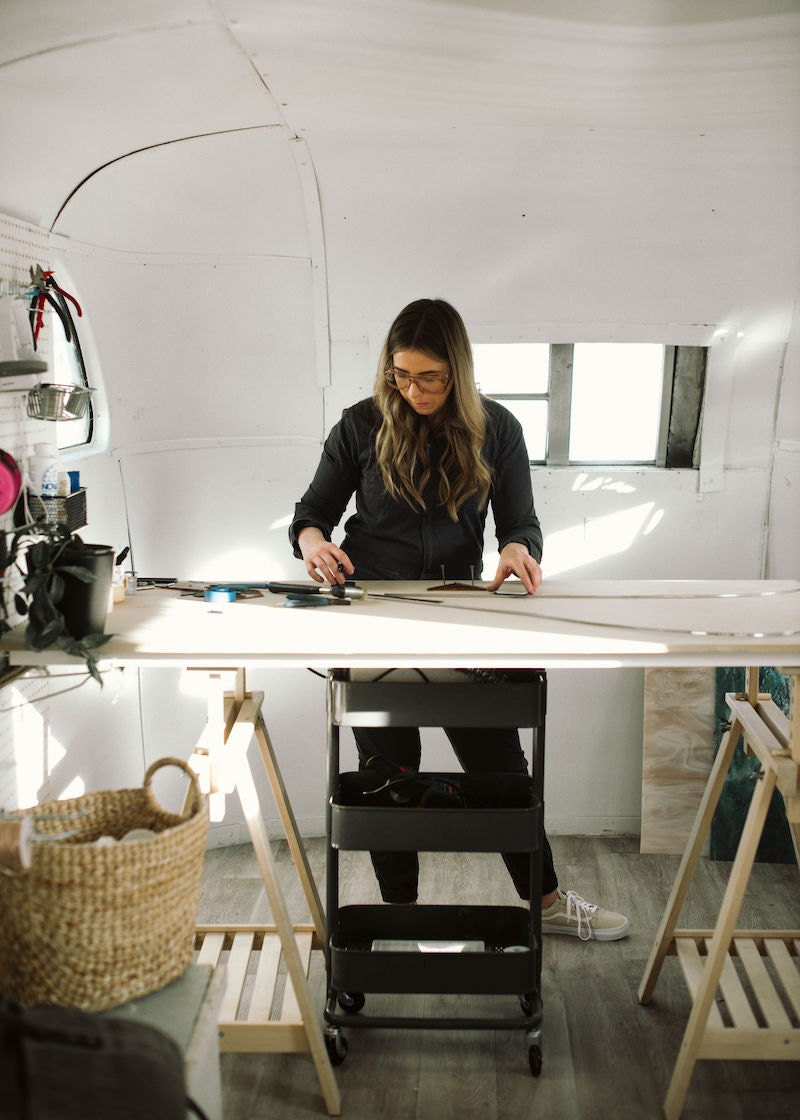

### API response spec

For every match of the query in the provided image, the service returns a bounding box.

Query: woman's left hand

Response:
[487,543,542,595]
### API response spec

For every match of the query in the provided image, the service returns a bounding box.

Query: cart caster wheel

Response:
[528,1043,543,1077]
[337,991,365,1014]
[325,1030,348,1066]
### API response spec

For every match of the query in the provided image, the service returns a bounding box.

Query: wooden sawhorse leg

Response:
[639,667,800,1120]
[189,668,340,1116]
[638,713,743,1006]
[661,764,778,1119]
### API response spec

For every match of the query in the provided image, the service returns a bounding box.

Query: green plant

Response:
[0,518,112,684]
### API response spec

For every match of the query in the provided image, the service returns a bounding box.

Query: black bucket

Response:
[59,543,114,638]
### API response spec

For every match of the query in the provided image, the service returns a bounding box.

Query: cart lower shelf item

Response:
[329,904,536,995]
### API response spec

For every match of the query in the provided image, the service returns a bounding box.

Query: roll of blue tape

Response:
[205,586,236,603]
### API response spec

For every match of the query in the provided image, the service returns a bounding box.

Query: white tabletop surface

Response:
[3,579,799,670]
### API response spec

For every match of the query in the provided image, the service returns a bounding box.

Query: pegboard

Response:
[0,210,55,480]
[0,212,51,292]
[0,211,57,809]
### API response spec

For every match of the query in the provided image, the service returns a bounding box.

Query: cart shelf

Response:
[331,771,541,851]
[329,904,536,996]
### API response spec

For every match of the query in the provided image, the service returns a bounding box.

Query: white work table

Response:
[2,578,799,1119]
[2,578,799,670]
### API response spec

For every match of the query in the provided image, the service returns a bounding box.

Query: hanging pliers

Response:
[27,265,83,351]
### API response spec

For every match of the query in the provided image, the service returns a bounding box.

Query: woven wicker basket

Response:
[0,757,208,1012]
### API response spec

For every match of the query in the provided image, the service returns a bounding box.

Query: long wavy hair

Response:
[372,298,491,520]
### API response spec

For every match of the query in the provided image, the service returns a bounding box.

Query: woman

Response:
[290,298,628,940]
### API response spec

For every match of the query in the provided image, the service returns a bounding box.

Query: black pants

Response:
[353,725,557,904]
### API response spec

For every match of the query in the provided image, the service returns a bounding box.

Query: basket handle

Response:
[143,756,205,819]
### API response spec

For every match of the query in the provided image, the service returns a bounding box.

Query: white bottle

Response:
[29,443,59,498]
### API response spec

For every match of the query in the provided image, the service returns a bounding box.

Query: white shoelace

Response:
[563,890,598,941]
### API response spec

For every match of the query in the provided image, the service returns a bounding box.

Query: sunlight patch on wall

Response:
[11,682,48,809]
[1,677,85,810]
[59,773,86,800]
[643,508,665,535]
[571,472,637,495]
[542,502,659,577]
[269,514,292,530]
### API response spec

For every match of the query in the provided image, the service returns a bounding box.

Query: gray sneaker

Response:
[541,889,629,941]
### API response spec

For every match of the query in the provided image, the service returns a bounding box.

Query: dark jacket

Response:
[290,396,542,581]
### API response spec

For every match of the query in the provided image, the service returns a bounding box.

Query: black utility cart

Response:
[323,667,546,1075]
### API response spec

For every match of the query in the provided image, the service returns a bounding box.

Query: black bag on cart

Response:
[0,995,210,1120]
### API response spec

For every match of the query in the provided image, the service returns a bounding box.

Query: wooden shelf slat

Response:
[734,938,792,1030]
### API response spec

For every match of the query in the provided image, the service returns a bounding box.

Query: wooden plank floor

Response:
[198,836,799,1120]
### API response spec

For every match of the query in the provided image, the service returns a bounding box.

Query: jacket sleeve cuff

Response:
[289,519,331,558]
[499,536,543,564]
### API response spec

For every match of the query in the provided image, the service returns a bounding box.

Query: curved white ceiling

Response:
[0,10,280,227]
[1,0,798,336]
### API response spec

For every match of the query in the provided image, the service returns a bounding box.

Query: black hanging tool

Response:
[27,265,83,350]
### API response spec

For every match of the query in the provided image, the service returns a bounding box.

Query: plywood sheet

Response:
[641,667,715,854]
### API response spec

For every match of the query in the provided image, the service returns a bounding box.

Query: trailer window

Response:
[474,342,705,468]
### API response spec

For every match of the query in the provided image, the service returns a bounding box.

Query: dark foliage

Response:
[0,519,112,685]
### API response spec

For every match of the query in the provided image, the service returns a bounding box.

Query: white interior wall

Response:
[768,303,800,577]
[1,1,798,842]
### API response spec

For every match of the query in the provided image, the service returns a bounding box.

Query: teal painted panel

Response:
[710,667,794,862]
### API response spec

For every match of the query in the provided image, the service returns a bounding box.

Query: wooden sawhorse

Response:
[185,668,340,1116]
[638,666,800,1119]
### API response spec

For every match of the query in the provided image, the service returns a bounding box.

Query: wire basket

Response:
[27,383,94,421]
[0,757,208,1012]
[21,488,88,532]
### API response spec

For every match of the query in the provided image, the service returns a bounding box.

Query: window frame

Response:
[478,342,703,469]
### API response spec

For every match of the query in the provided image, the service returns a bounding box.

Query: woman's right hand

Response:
[297,527,355,585]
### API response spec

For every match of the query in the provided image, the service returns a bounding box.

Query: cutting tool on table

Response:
[169,581,444,604]
[284,593,350,608]
[263,582,442,604]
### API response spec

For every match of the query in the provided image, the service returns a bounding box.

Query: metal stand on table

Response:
[639,666,800,1120]
[323,668,547,1075]
[186,668,341,1117]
